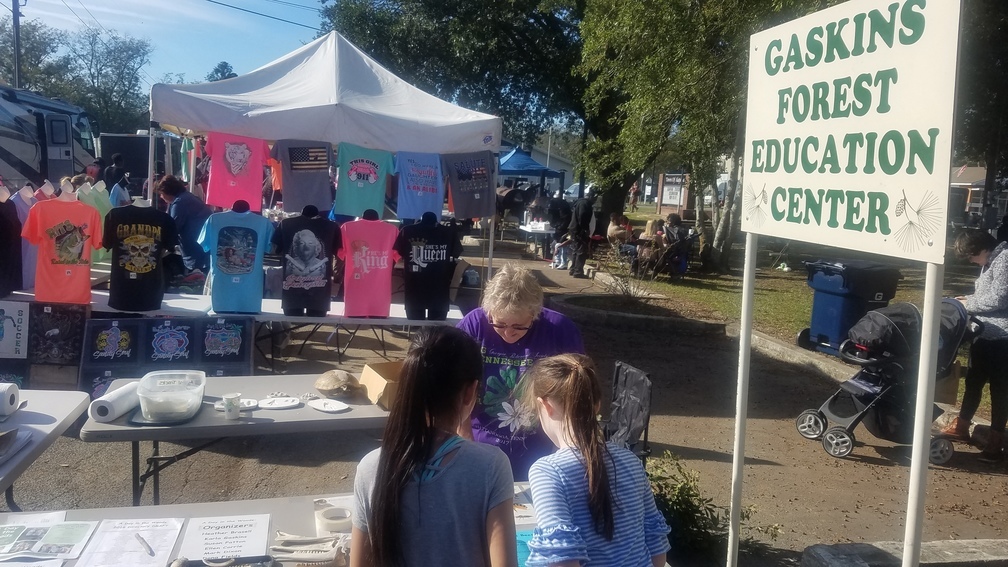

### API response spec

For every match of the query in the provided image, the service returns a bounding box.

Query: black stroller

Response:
[795,298,980,463]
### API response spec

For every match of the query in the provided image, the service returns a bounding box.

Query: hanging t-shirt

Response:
[21,199,103,304]
[180,137,194,182]
[10,192,36,290]
[198,210,275,313]
[78,188,111,264]
[271,214,340,314]
[338,219,400,317]
[272,139,333,214]
[33,188,54,202]
[441,151,495,219]
[395,151,445,221]
[102,205,179,312]
[393,219,462,320]
[204,132,270,212]
[0,200,23,297]
[332,142,394,218]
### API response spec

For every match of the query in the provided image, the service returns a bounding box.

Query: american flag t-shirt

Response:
[289,146,330,172]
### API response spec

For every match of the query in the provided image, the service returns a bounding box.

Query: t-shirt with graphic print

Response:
[204,132,270,212]
[21,199,103,304]
[441,151,495,219]
[271,214,340,314]
[395,151,445,221]
[198,210,275,313]
[102,205,178,312]
[271,139,333,214]
[393,218,461,320]
[331,142,394,218]
[456,307,585,481]
[338,219,400,317]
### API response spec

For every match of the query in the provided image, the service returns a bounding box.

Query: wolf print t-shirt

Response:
[21,199,103,304]
[456,307,585,480]
[205,132,270,212]
[198,210,275,313]
[332,142,394,218]
[338,219,400,317]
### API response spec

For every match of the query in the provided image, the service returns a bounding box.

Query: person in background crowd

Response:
[157,175,212,273]
[607,212,638,257]
[104,153,127,189]
[351,327,517,567]
[997,214,1008,244]
[940,229,1008,462]
[629,181,640,212]
[522,354,670,567]
[568,187,596,279]
[457,263,585,480]
[547,190,572,270]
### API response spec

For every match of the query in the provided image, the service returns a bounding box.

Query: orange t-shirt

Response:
[21,198,102,304]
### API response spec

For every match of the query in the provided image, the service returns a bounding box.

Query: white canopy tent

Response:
[148,30,502,275]
[148,31,502,154]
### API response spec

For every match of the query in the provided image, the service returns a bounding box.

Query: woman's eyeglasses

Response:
[488,321,532,332]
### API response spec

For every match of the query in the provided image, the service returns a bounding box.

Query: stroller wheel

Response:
[796,409,827,440]
[822,426,855,458]
[929,438,955,465]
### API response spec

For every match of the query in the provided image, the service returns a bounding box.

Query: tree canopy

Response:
[206,61,238,82]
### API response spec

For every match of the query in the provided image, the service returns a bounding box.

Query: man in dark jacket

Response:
[567,187,596,278]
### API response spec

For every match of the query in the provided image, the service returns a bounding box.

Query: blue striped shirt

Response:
[526,442,671,566]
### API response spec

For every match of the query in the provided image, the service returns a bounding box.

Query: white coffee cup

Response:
[222,393,242,420]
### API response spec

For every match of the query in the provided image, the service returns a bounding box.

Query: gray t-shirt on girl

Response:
[353,439,514,567]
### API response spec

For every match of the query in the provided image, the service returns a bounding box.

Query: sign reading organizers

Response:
[742,0,961,264]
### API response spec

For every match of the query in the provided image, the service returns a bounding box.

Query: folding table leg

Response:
[132,441,141,506]
[152,440,160,505]
[5,486,20,512]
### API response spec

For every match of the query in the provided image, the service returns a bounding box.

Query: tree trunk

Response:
[691,164,713,271]
[712,152,742,273]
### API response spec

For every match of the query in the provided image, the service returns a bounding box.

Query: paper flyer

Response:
[75,518,184,567]
[178,514,270,561]
[512,484,536,527]
[0,520,98,561]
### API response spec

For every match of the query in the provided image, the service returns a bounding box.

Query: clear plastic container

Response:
[137,370,206,422]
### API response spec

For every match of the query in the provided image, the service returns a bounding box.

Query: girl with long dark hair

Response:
[350,327,517,567]
[522,354,670,566]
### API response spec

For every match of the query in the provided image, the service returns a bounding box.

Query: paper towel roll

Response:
[88,382,140,423]
[0,384,18,416]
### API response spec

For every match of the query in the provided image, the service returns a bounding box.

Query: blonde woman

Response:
[457,263,584,480]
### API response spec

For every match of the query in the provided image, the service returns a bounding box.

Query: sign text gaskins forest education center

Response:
[742,0,961,264]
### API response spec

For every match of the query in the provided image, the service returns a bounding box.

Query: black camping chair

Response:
[603,361,653,464]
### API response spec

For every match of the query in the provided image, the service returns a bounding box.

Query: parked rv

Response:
[0,85,98,189]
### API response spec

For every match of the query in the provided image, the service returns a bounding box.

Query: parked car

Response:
[563,182,595,202]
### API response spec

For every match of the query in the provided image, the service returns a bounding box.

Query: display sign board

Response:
[661,174,685,206]
[78,316,255,398]
[741,0,961,264]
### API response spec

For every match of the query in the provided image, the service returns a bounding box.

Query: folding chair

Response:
[603,361,653,464]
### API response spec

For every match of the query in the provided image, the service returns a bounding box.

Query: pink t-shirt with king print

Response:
[338,219,401,317]
[205,132,270,212]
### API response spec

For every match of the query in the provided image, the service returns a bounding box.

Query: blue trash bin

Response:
[798,260,902,355]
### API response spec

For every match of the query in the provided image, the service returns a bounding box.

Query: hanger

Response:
[78,181,92,195]
[0,186,9,203]
[420,211,438,225]
[301,205,319,218]
[18,184,34,201]
[232,200,250,213]
[92,180,106,192]
[38,181,55,197]
[57,179,77,201]
[362,209,379,221]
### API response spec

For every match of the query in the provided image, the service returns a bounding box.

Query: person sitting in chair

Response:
[607,213,638,257]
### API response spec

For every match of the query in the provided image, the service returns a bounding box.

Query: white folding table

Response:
[79,375,388,506]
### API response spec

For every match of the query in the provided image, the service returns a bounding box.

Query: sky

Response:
[24,0,324,89]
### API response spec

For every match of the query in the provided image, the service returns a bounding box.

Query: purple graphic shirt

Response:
[457,307,584,480]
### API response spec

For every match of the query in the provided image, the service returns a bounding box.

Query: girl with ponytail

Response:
[522,354,670,567]
[350,327,517,567]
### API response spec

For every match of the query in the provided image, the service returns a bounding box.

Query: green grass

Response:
[616,211,989,414]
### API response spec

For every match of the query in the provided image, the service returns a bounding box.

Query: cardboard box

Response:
[359,360,403,409]
[934,361,962,406]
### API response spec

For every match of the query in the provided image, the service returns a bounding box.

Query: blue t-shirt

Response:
[395,151,445,221]
[526,442,671,566]
[331,142,394,218]
[198,210,275,313]
[109,183,131,207]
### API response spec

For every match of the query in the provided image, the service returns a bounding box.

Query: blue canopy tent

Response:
[499,147,562,178]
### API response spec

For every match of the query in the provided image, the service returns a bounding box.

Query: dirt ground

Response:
[9,253,1008,566]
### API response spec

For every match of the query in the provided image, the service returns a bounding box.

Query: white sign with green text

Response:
[742,0,961,264]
